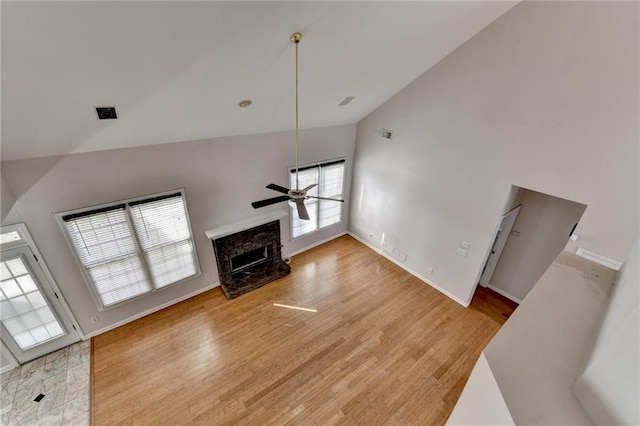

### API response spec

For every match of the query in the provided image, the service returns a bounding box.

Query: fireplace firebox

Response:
[230,245,272,275]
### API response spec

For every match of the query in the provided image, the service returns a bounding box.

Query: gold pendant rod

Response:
[291,32,302,191]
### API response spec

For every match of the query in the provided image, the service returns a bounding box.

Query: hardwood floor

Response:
[91,235,516,425]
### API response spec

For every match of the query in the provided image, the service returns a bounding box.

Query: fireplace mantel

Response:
[204,210,287,241]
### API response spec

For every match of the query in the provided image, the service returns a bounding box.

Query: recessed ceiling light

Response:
[238,99,253,108]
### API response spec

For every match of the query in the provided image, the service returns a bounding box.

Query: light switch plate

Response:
[456,247,467,257]
[461,241,470,249]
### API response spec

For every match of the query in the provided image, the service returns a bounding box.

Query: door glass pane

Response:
[1,279,22,298]
[0,263,11,280]
[0,231,21,244]
[0,257,65,350]
[5,258,28,275]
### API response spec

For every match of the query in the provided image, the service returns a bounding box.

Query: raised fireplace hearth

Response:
[209,218,290,299]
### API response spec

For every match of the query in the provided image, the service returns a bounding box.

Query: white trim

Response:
[55,188,201,311]
[82,282,220,339]
[575,247,623,270]
[289,158,346,240]
[0,223,85,339]
[486,284,522,304]
[348,232,469,307]
[0,365,17,374]
[1,341,19,372]
[285,231,348,258]
[205,210,288,241]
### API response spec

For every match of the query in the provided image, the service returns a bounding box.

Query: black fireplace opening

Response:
[230,245,272,274]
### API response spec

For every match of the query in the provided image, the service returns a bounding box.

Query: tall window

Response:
[58,190,199,308]
[290,159,345,238]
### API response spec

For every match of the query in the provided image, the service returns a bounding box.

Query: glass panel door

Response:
[0,246,80,363]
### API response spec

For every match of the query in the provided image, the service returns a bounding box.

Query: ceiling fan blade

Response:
[294,199,310,220]
[266,183,290,195]
[306,196,345,202]
[303,183,317,192]
[251,195,290,209]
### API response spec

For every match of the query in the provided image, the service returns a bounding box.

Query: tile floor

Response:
[0,340,90,425]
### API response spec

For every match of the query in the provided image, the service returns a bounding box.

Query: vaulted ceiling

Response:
[1,1,517,161]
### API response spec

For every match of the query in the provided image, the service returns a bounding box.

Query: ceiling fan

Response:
[251,32,344,221]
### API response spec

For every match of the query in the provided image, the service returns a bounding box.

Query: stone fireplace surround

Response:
[206,212,290,299]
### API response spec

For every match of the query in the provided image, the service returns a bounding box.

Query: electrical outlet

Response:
[461,241,471,249]
[427,267,434,275]
[90,316,98,323]
[398,251,407,261]
[382,241,392,252]
[456,247,468,257]
[205,273,210,280]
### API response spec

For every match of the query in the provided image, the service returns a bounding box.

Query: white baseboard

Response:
[0,365,17,374]
[347,232,469,307]
[575,247,622,270]
[486,284,522,304]
[285,231,348,258]
[83,282,221,339]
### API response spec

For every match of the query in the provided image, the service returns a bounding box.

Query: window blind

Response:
[63,206,151,307]
[319,162,344,229]
[289,160,345,238]
[61,191,198,308]
[290,167,319,238]
[128,194,197,288]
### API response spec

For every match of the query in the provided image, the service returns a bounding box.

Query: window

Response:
[290,159,345,238]
[59,190,199,308]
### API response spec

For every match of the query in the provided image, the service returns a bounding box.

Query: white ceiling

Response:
[1,1,517,161]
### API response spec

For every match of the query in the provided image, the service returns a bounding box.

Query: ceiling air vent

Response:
[338,96,355,106]
[95,107,117,120]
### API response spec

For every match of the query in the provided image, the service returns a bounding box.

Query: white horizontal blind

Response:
[290,160,345,238]
[319,162,345,229]
[62,191,198,308]
[290,168,319,238]
[64,207,151,307]
[129,195,197,288]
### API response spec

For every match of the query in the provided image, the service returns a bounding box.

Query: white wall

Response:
[488,189,586,302]
[1,124,356,335]
[1,169,17,223]
[573,240,639,425]
[445,352,514,425]
[501,185,525,216]
[350,1,639,304]
[454,250,617,424]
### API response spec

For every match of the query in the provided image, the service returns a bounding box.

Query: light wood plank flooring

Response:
[92,235,516,425]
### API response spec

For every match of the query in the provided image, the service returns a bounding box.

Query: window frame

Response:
[55,188,201,311]
[289,158,346,240]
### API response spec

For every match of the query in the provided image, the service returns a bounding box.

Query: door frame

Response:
[1,223,84,346]
[479,205,521,287]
